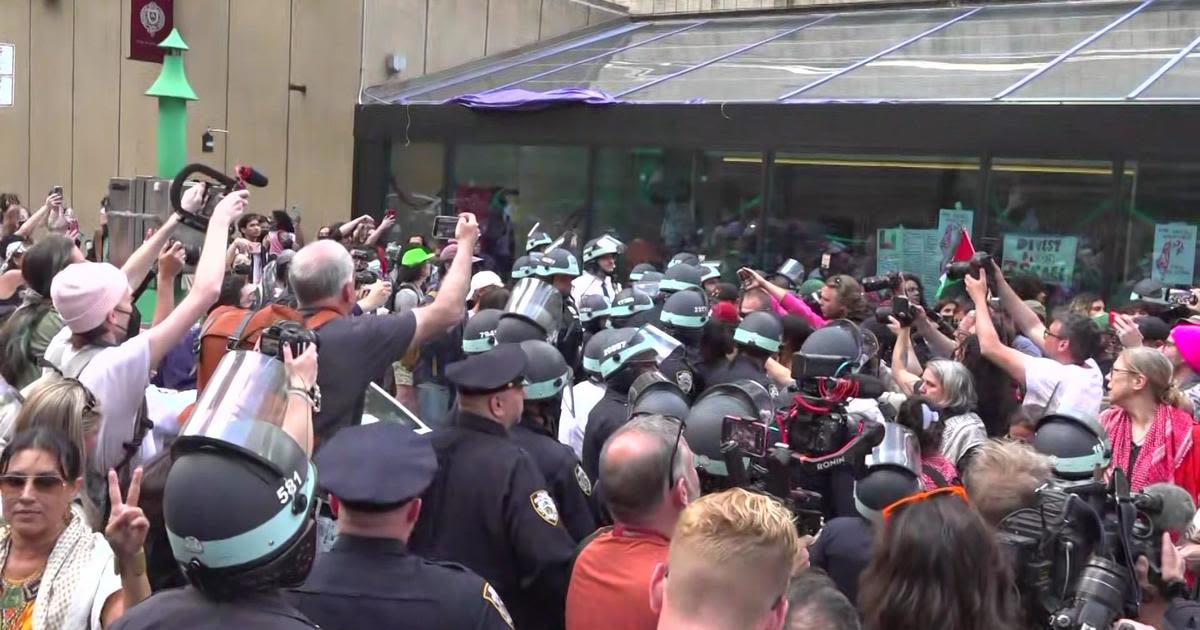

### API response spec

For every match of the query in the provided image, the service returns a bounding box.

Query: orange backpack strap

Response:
[304,308,342,330]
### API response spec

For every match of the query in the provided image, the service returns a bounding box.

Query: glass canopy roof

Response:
[363,0,1200,105]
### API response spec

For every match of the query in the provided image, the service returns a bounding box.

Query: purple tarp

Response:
[450,87,616,111]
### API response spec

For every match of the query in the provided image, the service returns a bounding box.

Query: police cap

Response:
[315,423,436,508]
[446,343,528,394]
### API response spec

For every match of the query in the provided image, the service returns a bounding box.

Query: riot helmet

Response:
[669,252,701,269]
[849,423,922,524]
[463,309,502,354]
[699,261,721,284]
[660,289,710,332]
[684,380,775,473]
[660,263,704,295]
[1032,409,1112,481]
[794,319,867,378]
[512,255,535,279]
[599,324,680,380]
[582,328,619,378]
[533,248,581,279]
[526,229,553,254]
[498,278,562,343]
[582,234,625,265]
[734,311,783,354]
[633,271,664,299]
[168,408,317,600]
[608,287,654,328]
[771,259,805,289]
[520,340,571,402]
[578,293,611,324]
[628,371,689,422]
[629,262,657,282]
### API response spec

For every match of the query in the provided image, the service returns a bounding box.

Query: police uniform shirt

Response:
[512,416,599,542]
[702,352,779,399]
[410,410,576,630]
[658,351,697,401]
[109,586,316,630]
[289,535,514,630]
[580,387,630,483]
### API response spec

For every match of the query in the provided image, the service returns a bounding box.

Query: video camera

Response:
[946,251,994,281]
[169,163,268,231]
[258,320,318,361]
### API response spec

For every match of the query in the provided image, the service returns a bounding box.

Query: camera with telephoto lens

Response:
[859,271,898,293]
[875,296,915,328]
[258,320,318,360]
[946,252,995,280]
[354,269,379,288]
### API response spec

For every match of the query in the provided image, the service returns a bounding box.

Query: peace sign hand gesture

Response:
[104,467,150,560]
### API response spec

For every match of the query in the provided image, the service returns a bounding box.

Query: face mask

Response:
[122,305,142,342]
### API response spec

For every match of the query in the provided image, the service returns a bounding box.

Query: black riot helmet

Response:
[853,422,922,524]
[771,258,805,289]
[628,371,689,422]
[660,290,710,342]
[734,311,783,354]
[511,255,535,280]
[1032,410,1112,481]
[526,229,553,255]
[520,340,571,402]
[583,328,619,379]
[498,278,563,343]
[608,287,655,328]
[578,293,611,325]
[463,309,502,355]
[166,440,317,600]
[599,324,681,381]
[660,263,704,295]
[794,319,866,377]
[629,262,657,282]
[683,380,775,471]
[533,248,581,279]
[669,252,701,269]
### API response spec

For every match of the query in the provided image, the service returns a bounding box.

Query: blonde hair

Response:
[1121,347,1184,408]
[666,489,799,627]
[963,439,1051,526]
[13,379,100,467]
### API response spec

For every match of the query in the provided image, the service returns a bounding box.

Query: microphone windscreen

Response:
[236,165,269,188]
[1143,482,1196,534]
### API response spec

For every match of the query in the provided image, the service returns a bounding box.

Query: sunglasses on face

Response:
[881,485,968,522]
[0,474,67,493]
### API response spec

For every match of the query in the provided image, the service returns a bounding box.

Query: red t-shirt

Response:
[566,527,669,630]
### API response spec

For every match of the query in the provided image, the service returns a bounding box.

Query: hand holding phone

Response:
[432,215,458,240]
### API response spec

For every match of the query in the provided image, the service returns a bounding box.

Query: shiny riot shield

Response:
[634,324,683,363]
[864,422,921,477]
[362,382,432,434]
[505,278,563,337]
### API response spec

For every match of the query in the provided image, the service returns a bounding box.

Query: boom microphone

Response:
[1137,482,1196,534]
[235,165,269,188]
[816,375,887,400]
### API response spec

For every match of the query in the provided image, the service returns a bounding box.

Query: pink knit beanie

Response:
[1171,324,1200,374]
[51,262,128,334]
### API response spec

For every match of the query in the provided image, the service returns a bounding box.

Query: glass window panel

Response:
[1013,0,1200,99]
[593,148,699,271]
[388,142,446,240]
[452,145,589,274]
[632,8,965,102]
[768,153,980,307]
[411,24,697,102]
[1123,162,1200,302]
[1140,49,1200,97]
[984,158,1123,305]
[511,18,806,96]
[695,151,764,275]
[800,3,1131,101]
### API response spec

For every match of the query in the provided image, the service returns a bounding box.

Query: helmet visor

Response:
[635,324,683,363]
[865,422,921,477]
[505,278,563,334]
[775,258,805,284]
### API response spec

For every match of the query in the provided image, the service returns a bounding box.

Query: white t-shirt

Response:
[561,380,605,460]
[48,328,152,473]
[1023,356,1104,417]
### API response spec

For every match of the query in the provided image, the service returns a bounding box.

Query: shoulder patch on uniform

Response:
[530,489,560,526]
[482,582,514,629]
[574,464,593,497]
[675,370,693,393]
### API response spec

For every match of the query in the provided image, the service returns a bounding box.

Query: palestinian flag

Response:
[935,227,976,300]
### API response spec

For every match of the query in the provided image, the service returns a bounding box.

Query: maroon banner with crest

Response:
[129,0,173,63]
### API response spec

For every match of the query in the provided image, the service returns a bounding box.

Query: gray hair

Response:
[926,358,977,412]
[599,414,687,523]
[289,241,353,307]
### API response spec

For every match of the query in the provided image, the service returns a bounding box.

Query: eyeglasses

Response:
[0,474,67,493]
[1110,368,1137,378]
[881,485,968,522]
[665,419,686,490]
[1043,328,1062,341]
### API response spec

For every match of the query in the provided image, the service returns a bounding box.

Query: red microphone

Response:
[234,165,269,188]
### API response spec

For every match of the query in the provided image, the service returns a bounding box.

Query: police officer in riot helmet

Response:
[496,277,562,345]
[703,310,783,398]
[526,230,553,255]
[699,261,722,295]
[608,286,656,330]
[578,293,611,336]
[533,248,585,373]
[659,263,704,297]
[668,252,701,269]
[627,371,690,422]
[769,258,805,291]
[580,326,677,482]
[658,289,709,401]
[810,423,921,604]
[512,255,535,280]
[560,328,619,460]
[463,308,503,355]
[288,423,514,629]
[112,424,320,628]
[573,234,624,305]
[511,340,599,542]
[410,344,576,630]
[629,262,656,283]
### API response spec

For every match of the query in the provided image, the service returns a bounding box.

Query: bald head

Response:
[290,240,354,308]
[740,288,771,316]
[600,415,688,524]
